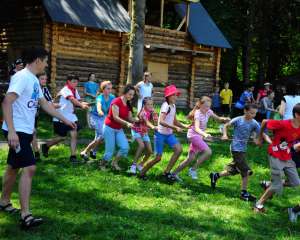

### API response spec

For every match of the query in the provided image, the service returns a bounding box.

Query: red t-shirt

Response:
[267,120,300,161]
[105,97,131,129]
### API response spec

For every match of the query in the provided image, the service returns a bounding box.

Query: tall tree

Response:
[127,0,146,84]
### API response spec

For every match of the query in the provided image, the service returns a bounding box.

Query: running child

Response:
[210,103,267,201]
[128,97,158,174]
[254,103,300,213]
[171,96,230,181]
[139,85,189,180]
[41,74,90,163]
[80,81,115,161]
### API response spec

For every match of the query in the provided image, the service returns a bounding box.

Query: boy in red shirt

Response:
[254,103,300,213]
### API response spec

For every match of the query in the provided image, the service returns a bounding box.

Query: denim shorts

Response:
[89,114,104,140]
[131,130,150,142]
[154,131,179,155]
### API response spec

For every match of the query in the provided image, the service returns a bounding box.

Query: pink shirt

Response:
[158,102,176,135]
[132,109,158,136]
[187,109,214,138]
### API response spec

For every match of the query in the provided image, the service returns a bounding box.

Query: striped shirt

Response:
[187,109,214,138]
[42,87,53,102]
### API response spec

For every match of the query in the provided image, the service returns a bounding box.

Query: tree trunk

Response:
[127,0,146,85]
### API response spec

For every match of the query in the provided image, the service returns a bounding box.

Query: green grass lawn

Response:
[1,111,300,239]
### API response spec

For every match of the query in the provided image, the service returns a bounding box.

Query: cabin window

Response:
[147,61,168,84]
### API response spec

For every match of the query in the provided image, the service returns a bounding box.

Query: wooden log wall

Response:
[49,24,122,93]
[0,1,44,89]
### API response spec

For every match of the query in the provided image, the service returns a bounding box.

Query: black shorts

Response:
[53,121,80,137]
[292,149,300,168]
[3,130,35,169]
[225,151,252,177]
[221,104,230,115]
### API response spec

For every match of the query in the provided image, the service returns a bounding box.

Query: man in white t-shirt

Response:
[41,75,89,163]
[0,47,76,229]
[135,72,153,112]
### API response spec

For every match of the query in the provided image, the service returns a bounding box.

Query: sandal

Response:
[0,203,20,214]
[99,160,109,170]
[111,162,121,171]
[20,214,43,230]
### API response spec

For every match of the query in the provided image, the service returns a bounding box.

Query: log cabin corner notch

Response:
[0,0,231,109]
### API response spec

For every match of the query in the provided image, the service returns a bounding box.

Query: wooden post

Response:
[189,45,196,108]
[160,0,164,28]
[185,3,190,33]
[119,34,127,94]
[215,48,221,87]
[50,23,58,94]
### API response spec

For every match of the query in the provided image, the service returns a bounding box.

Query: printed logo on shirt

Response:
[27,82,39,109]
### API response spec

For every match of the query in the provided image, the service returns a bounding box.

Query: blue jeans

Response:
[103,124,129,161]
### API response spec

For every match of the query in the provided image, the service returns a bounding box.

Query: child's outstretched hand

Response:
[221,135,229,141]
[152,126,158,131]
[254,137,263,146]
[222,117,231,123]
[175,126,183,133]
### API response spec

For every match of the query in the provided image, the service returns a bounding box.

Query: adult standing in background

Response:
[279,81,300,120]
[232,84,255,117]
[220,82,233,115]
[135,72,153,112]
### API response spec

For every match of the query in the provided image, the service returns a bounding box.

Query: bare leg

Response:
[81,139,102,155]
[70,130,77,156]
[172,151,196,175]
[256,187,274,206]
[0,166,19,205]
[164,144,182,174]
[140,155,162,176]
[32,130,39,153]
[219,170,230,178]
[139,142,153,166]
[112,155,122,170]
[192,148,212,170]
[45,136,65,148]
[132,139,145,165]
[19,165,36,217]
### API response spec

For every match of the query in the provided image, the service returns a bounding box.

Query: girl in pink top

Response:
[171,96,230,181]
[128,97,158,174]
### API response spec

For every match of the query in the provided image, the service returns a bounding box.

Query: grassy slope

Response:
[0,111,300,239]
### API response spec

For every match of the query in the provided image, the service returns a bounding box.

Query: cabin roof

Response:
[42,0,130,32]
[175,2,232,48]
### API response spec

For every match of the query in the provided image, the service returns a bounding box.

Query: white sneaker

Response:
[128,164,137,174]
[173,174,183,182]
[137,165,143,172]
[188,168,198,180]
[288,208,298,223]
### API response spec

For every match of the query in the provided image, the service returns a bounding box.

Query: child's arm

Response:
[294,142,300,152]
[69,97,89,110]
[211,113,230,123]
[257,119,268,146]
[174,116,190,129]
[279,100,286,116]
[127,111,139,124]
[159,112,182,132]
[134,81,142,98]
[96,101,104,116]
[221,122,231,140]
[145,119,157,131]
[194,119,211,138]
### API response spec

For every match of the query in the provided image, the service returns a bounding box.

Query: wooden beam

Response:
[176,17,186,31]
[215,48,221,87]
[50,23,58,95]
[160,0,164,28]
[185,3,190,33]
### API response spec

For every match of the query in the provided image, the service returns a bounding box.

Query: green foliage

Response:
[1,111,300,239]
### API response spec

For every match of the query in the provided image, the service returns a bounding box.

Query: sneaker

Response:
[80,153,89,162]
[253,203,265,213]
[35,152,41,162]
[240,192,257,202]
[137,165,143,172]
[163,172,176,182]
[188,168,198,180]
[41,144,49,158]
[90,151,96,160]
[70,156,80,164]
[128,164,137,174]
[172,173,183,182]
[260,180,271,190]
[210,172,218,189]
[288,208,298,223]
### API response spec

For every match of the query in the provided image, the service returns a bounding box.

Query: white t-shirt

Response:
[2,68,44,134]
[137,81,153,112]
[53,86,80,122]
[283,95,300,120]
[158,102,176,135]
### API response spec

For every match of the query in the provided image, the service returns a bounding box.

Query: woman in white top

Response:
[279,81,300,120]
[135,72,153,112]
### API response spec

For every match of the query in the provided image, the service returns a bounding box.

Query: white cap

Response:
[264,82,272,86]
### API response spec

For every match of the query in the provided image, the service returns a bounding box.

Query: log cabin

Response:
[0,0,231,108]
